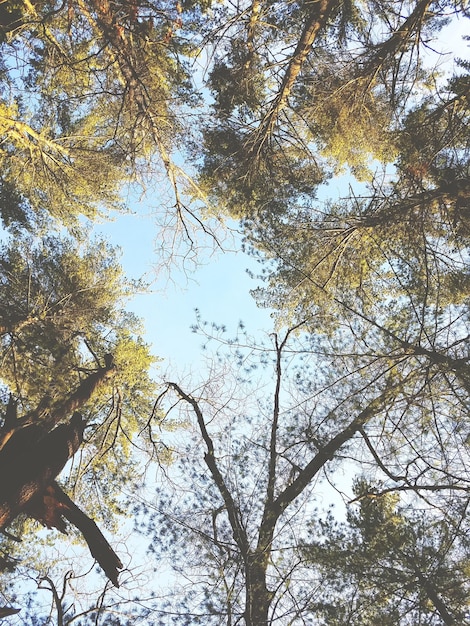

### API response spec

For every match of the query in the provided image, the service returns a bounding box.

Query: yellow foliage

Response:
[306,77,398,179]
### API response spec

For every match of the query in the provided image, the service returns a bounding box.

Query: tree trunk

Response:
[244,555,273,626]
[250,0,339,154]
[0,413,84,529]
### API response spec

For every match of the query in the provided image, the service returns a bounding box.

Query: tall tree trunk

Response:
[0,413,84,529]
[171,376,404,624]
[244,555,273,626]
[249,0,339,156]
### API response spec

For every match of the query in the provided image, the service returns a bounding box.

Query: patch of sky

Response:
[89,190,275,372]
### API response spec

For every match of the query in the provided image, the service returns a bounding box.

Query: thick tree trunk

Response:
[244,556,273,626]
[0,413,84,529]
[0,363,122,587]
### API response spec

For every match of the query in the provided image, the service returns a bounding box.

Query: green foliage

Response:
[0,0,469,622]
[0,235,122,400]
[248,65,470,335]
[396,73,470,188]
[0,0,206,231]
[300,73,398,179]
[200,123,323,219]
[0,232,160,472]
[0,96,124,230]
[197,0,461,222]
[302,481,470,624]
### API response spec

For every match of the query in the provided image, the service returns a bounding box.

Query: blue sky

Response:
[91,208,274,371]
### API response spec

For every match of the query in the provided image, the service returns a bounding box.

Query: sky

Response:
[91,201,275,374]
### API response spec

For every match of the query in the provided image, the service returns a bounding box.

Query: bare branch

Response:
[167,382,250,559]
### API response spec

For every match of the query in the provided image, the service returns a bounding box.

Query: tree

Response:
[0,0,469,622]
[0,0,210,233]
[198,0,465,218]
[301,479,470,625]
[197,0,470,337]
[140,318,470,624]
[0,0,213,615]
[0,233,159,616]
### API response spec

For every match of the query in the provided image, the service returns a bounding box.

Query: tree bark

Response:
[0,413,84,529]
[244,555,273,626]
[414,570,457,626]
[249,0,339,156]
[0,361,121,587]
[27,481,123,587]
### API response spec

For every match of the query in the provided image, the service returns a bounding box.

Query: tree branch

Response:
[248,0,339,156]
[167,382,250,559]
[358,0,433,82]
[272,381,403,519]
[31,482,123,587]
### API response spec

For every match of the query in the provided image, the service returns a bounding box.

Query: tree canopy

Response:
[0,0,469,623]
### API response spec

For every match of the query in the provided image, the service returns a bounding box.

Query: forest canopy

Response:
[0,0,469,623]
